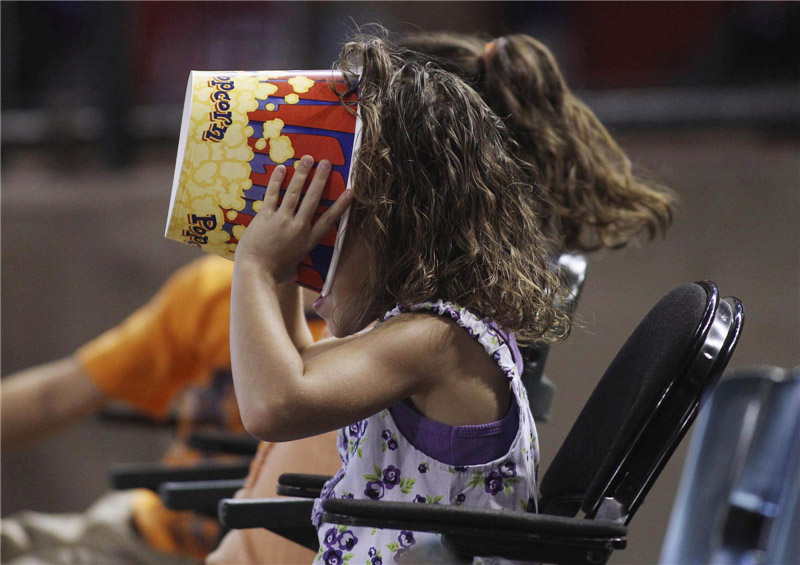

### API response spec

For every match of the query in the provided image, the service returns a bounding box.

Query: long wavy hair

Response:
[398,32,675,251]
[333,37,570,343]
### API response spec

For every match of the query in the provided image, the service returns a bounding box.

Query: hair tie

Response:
[482,40,498,65]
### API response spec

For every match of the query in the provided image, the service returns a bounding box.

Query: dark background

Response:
[2,2,799,563]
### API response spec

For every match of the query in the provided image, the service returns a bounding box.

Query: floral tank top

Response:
[312,300,540,564]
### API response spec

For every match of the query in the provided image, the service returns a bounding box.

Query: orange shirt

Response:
[77,256,235,420]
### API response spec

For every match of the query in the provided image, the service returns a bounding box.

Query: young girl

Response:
[230,37,569,563]
[398,32,675,252]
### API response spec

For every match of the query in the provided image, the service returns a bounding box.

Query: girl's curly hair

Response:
[334,36,570,343]
[398,32,675,252]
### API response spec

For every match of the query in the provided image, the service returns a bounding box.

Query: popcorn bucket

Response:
[165,70,361,294]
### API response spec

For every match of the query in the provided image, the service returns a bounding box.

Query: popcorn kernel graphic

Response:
[190,195,222,223]
[209,142,227,162]
[205,228,230,247]
[219,192,246,212]
[255,138,268,151]
[223,124,245,146]
[254,81,278,99]
[262,118,284,140]
[288,75,315,93]
[269,135,295,164]
[234,91,256,114]
[194,162,219,185]
[220,160,250,182]
[191,143,210,168]
[225,143,253,162]
[284,93,300,104]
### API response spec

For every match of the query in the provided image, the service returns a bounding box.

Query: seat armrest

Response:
[218,498,319,551]
[109,459,251,491]
[277,473,332,498]
[159,479,245,517]
[322,499,626,564]
[98,404,177,428]
[186,430,261,455]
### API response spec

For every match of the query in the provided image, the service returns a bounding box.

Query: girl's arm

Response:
[276,282,314,353]
[231,157,442,441]
[275,283,364,360]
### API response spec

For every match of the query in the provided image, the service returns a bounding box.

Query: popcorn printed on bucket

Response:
[254,118,295,164]
[167,70,360,291]
[174,73,277,255]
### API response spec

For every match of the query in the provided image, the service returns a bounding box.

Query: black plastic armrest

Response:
[277,473,332,498]
[159,479,245,517]
[322,498,627,565]
[109,459,252,491]
[218,497,319,551]
[186,430,261,455]
[98,403,177,428]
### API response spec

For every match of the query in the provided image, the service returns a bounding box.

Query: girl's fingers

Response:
[280,155,314,212]
[297,160,332,223]
[263,165,286,210]
[310,189,354,243]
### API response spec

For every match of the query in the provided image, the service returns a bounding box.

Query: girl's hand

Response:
[235,155,354,283]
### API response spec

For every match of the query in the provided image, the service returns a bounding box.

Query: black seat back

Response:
[540,282,743,523]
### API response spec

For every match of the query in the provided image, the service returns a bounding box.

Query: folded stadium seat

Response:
[660,365,800,564]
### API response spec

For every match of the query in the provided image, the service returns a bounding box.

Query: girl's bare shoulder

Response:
[368,311,500,383]
[370,310,508,423]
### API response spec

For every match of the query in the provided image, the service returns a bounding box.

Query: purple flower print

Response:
[453,465,468,472]
[398,530,416,548]
[455,493,466,505]
[348,420,368,438]
[499,460,517,478]
[485,471,504,495]
[381,429,392,440]
[341,493,354,499]
[387,438,398,450]
[382,465,401,489]
[418,463,428,474]
[371,558,382,565]
[337,529,358,551]
[368,548,378,558]
[323,527,340,548]
[364,481,385,500]
[322,548,343,565]
[413,495,426,503]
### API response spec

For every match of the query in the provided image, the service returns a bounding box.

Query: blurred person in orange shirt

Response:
[1,255,338,564]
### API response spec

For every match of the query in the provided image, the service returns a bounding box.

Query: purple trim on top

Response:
[487,321,524,377]
[389,397,519,466]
